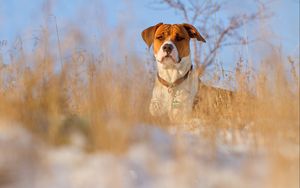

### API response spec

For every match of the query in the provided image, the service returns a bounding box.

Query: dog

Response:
[142,23,234,121]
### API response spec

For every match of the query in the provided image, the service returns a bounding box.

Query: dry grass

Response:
[0,5,299,188]
[0,45,155,152]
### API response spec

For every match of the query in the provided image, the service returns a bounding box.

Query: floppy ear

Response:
[141,22,163,48]
[182,23,206,43]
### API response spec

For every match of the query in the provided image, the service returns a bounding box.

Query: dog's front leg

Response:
[149,99,163,116]
[149,86,168,116]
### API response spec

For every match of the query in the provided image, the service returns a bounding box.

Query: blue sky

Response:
[0,0,299,68]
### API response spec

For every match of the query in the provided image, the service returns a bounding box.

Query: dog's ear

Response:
[141,22,163,48]
[182,23,206,43]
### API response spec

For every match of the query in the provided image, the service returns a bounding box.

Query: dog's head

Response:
[142,23,205,66]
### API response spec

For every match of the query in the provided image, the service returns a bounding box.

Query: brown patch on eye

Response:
[153,24,191,59]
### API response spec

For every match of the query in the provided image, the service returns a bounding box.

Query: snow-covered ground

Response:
[0,119,298,188]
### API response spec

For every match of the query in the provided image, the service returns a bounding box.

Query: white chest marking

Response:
[149,56,199,122]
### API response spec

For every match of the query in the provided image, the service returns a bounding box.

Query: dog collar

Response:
[157,65,193,89]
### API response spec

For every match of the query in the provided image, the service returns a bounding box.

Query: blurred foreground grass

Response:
[0,13,299,188]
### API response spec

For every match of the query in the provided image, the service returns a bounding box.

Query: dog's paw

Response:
[149,101,162,116]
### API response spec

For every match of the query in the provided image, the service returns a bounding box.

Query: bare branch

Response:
[155,0,272,74]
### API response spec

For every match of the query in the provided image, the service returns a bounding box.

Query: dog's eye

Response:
[156,36,164,40]
[176,36,185,41]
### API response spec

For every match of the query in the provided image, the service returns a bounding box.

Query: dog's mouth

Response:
[160,55,181,64]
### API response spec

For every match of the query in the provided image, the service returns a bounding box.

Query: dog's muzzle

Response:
[162,44,174,55]
[155,41,180,64]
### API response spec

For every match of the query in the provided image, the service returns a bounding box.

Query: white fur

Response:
[150,43,199,122]
[154,41,179,66]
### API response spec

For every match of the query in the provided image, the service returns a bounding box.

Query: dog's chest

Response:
[151,70,198,117]
[155,83,190,110]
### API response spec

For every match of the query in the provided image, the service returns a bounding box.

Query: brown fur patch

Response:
[142,23,205,59]
[153,24,191,58]
[193,83,235,119]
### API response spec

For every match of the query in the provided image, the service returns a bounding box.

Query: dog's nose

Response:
[162,44,173,54]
